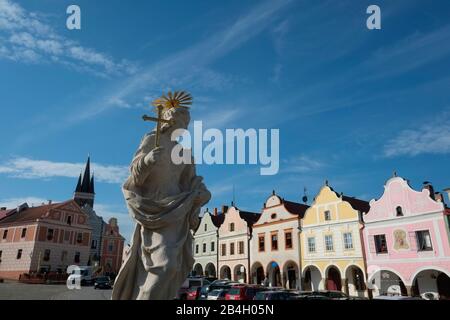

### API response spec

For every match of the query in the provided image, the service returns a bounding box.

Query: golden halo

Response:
[152,90,193,109]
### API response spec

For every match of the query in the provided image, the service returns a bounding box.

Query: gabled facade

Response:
[100,218,125,275]
[300,184,369,297]
[218,206,259,283]
[0,200,92,280]
[192,209,222,278]
[250,192,308,289]
[363,177,450,299]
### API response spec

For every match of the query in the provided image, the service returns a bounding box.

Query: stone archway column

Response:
[405,285,413,297]
[321,277,327,290]
[343,278,349,295]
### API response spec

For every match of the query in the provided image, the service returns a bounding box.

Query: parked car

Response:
[198,280,239,299]
[313,290,350,300]
[67,266,95,286]
[186,286,202,300]
[177,277,210,300]
[254,290,296,300]
[373,295,423,300]
[225,284,267,300]
[94,276,112,290]
[207,289,229,300]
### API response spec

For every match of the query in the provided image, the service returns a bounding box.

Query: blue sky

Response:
[1,0,450,243]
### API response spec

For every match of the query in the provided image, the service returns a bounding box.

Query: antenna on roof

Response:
[302,187,308,204]
[232,183,236,205]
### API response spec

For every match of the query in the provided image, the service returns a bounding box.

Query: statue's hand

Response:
[144,147,165,165]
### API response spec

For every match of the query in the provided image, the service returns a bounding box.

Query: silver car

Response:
[207,289,228,300]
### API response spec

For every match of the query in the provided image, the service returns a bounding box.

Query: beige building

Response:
[300,183,369,297]
[218,205,259,283]
[0,200,92,280]
[250,192,309,289]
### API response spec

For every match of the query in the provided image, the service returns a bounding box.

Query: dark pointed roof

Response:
[342,195,370,213]
[75,173,82,192]
[81,156,91,193]
[90,174,95,194]
[211,213,225,228]
[239,209,261,226]
[283,199,309,218]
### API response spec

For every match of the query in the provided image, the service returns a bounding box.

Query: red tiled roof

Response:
[0,200,77,225]
[0,209,16,221]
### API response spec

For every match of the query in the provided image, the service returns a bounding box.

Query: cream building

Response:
[300,183,370,297]
[250,192,309,289]
[218,206,260,283]
[192,208,224,278]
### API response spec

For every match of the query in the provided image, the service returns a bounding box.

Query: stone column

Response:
[343,278,349,295]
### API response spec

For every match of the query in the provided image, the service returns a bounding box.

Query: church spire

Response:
[75,173,82,192]
[90,173,95,194]
[74,155,95,208]
[81,156,91,193]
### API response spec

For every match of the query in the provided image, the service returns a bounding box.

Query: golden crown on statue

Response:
[152,90,193,109]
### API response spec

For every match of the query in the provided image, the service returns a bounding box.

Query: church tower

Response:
[74,156,95,208]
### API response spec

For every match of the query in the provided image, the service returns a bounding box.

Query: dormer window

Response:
[396,206,403,217]
[324,210,331,221]
[271,213,277,219]
[229,223,235,232]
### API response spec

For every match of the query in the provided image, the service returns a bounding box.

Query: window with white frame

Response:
[307,237,316,253]
[416,230,433,251]
[324,210,331,221]
[325,235,334,251]
[343,233,353,250]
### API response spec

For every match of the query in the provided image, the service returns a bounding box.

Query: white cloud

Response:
[76,0,292,119]
[383,112,450,157]
[0,0,137,76]
[0,196,50,208]
[0,157,128,184]
[282,155,324,173]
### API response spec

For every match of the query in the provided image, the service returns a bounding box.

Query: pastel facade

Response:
[250,193,308,289]
[300,185,369,297]
[0,200,92,280]
[218,206,259,283]
[192,209,223,278]
[363,177,450,299]
[100,218,125,275]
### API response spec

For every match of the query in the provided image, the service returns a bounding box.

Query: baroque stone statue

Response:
[112,91,211,300]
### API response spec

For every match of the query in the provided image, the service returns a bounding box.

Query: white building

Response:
[218,205,260,283]
[192,208,224,278]
[250,192,308,289]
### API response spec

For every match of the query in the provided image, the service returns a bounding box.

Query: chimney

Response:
[213,208,218,216]
[222,205,229,214]
[48,200,52,205]
[423,181,436,200]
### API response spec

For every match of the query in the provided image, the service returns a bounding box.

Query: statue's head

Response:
[161,106,190,134]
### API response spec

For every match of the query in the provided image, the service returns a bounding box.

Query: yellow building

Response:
[300,183,370,297]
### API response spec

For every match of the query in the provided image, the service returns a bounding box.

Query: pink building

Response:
[363,176,450,299]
